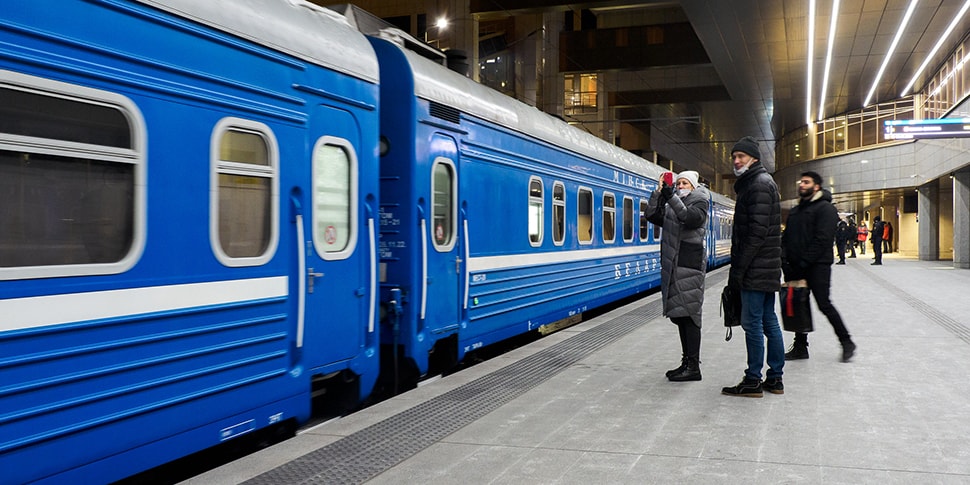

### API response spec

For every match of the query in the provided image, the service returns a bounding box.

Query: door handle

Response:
[308,268,324,293]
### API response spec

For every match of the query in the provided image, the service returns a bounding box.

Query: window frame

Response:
[577,186,593,245]
[0,70,146,280]
[431,156,458,252]
[312,136,359,261]
[209,117,280,267]
[638,198,649,242]
[528,176,544,247]
[602,191,616,244]
[552,181,566,246]
[622,195,634,242]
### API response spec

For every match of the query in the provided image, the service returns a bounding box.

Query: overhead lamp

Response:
[806,0,816,124]
[901,0,970,96]
[818,0,841,120]
[863,0,919,107]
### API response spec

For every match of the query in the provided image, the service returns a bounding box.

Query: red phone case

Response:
[662,172,674,186]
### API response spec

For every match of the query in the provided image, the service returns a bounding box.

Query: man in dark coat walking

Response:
[870,215,884,265]
[835,220,850,264]
[782,171,857,362]
[722,136,785,398]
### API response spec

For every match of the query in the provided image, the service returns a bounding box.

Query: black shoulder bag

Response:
[721,285,742,341]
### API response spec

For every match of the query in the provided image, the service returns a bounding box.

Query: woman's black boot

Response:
[665,356,687,378]
[668,358,701,382]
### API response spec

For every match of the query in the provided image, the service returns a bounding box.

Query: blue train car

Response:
[0,1,380,482]
[708,192,735,268]
[369,30,732,383]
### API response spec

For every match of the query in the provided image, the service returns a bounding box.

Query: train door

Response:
[300,106,372,370]
[422,134,461,336]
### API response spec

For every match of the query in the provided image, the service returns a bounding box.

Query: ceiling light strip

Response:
[818,0,841,120]
[901,0,970,97]
[807,0,816,124]
[863,0,920,107]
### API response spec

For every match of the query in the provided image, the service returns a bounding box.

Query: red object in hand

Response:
[662,171,674,187]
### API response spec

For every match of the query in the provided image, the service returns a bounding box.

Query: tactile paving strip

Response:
[861,265,970,344]
[244,298,665,484]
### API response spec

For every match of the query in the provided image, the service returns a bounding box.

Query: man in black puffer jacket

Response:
[722,136,785,398]
[782,171,857,363]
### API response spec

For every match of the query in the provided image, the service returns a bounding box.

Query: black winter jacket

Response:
[729,162,782,292]
[782,188,837,281]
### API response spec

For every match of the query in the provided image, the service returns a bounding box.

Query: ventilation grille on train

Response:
[429,101,460,124]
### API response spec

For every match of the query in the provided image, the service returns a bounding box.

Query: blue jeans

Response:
[740,290,785,380]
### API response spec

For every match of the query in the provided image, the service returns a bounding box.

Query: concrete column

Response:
[539,12,564,117]
[954,170,970,269]
[918,181,940,261]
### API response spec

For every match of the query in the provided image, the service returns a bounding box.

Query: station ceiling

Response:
[472,0,970,184]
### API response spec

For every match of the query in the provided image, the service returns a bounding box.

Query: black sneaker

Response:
[721,378,763,398]
[841,341,857,363]
[784,345,809,360]
[762,377,784,395]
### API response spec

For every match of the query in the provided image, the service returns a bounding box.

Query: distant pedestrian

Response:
[846,218,857,258]
[645,170,709,382]
[883,221,893,253]
[856,222,868,255]
[722,136,784,398]
[782,171,857,362]
[871,216,884,265]
[835,219,849,264]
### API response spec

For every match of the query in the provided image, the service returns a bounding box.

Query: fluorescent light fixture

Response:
[901,0,970,96]
[807,0,816,124]
[863,0,919,107]
[818,0,841,120]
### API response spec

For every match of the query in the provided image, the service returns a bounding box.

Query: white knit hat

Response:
[676,170,700,189]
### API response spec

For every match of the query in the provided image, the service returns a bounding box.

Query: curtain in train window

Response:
[0,87,134,268]
[529,177,543,245]
[313,143,351,253]
[602,192,615,243]
[432,159,455,249]
[639,199,649,242]
[552,182,565,245]
[577,187,592,244]
[622,196,634,242]
[217,129,272,258]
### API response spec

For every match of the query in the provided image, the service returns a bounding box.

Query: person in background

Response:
[883,220,894,253]
[781,171,857,362]
[835,219,849,265]
[856,222,868,255]
[722,136,784,398]
[846,217,857,258]
[645,170,709,382]
[870,216,884,265]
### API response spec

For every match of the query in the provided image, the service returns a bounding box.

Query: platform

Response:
[182,253,970,484]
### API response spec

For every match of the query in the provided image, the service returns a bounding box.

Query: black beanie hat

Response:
[732,136,761,160]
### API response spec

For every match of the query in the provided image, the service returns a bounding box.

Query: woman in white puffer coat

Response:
[644,171,709,382]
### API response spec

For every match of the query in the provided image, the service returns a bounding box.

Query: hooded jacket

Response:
[729,161,782,292]
[782,188,837,281]
[645,184,709,327]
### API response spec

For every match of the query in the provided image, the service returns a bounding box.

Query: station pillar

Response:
[954,170,970,269]
[918,181,940,261]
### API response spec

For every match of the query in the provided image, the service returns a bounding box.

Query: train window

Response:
[528,177,543,246]
[577,187,593,244]
[639,199,649,242]
[313,137,358,260]
[552,182,565,246]
[432,157,457,251]
[211,118,279,266]
[622,196,634,242]
[602,192,616,243]
[0,72,144,279]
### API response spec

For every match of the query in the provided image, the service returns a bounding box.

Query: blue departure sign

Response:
[884,118,970,140]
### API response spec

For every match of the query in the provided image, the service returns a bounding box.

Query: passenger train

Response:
[0,1,733,482]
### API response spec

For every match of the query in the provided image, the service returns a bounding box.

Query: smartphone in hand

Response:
[661,171,674,187]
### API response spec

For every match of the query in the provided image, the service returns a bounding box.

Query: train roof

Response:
[372,29,668,182]
[137,0,379,84]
